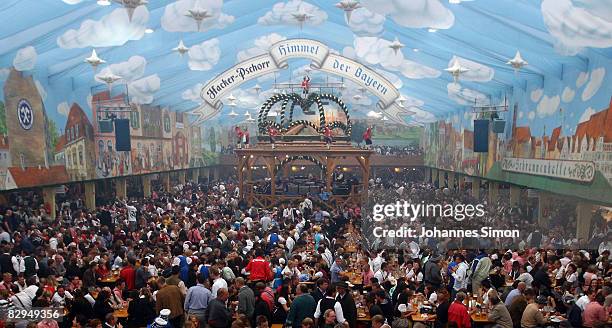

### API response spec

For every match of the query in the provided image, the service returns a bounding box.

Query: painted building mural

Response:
[0,70,218,190]
[423,54,612,204]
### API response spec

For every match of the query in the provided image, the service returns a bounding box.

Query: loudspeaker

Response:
[473,119,489,153]
[492,119,506,133]
[114,119,131,151]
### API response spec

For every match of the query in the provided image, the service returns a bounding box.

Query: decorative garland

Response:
[275,155,327,174]
[258,92,352,136]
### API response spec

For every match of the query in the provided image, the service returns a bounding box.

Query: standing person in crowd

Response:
[286,284,316,328]
[314,286,345,328]
[207,288,232,328]
[155,277,185,328]
[235,277,255,320]
[334,282,357,328]
[184,274,213,327]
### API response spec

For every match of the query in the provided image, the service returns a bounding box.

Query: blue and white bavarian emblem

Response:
[17,99,33,130]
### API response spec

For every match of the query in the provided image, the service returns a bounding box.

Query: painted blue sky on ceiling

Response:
[0,0,611,136]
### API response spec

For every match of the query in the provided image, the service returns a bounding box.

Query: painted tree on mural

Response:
[0,102,6,135]
[48,119,60,150]
[351,121,366,144]
[209,127,217,153]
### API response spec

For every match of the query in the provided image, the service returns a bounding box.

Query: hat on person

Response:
[536,296,548,305]
[335,281,349,289]
[151,318,168,328]
[398,304,409,313]
[159,309,171,320]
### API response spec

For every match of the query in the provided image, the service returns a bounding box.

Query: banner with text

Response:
[190,38,403,125]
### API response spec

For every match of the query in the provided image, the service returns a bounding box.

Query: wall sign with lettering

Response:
[501,157,595,182]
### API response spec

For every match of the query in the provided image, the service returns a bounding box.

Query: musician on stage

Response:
[323,125,333,149]
[243,129,250,149]
[363,126,373,149]
[301,75,311,97]
[235,126,244,149]
[268,126,280,149]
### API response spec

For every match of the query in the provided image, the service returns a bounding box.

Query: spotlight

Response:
[145,28,154,34]
[428,28,438,33]
[97,0,111,5]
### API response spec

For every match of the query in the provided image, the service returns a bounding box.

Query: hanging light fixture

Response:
[84,49,106,71]
[506,50,528,72]
[444,57,469,83]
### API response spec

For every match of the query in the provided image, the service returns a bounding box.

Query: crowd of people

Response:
[0,167,609,328]
[370,145,423,157]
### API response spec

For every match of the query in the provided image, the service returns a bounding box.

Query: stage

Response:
[235,141,373,209]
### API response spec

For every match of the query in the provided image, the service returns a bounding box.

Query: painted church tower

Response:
[3,69,51,169]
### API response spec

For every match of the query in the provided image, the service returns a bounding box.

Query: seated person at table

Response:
[520,295,549,328]
[371,314,391,328]
[487,290,512,328]
[447,291,471,328]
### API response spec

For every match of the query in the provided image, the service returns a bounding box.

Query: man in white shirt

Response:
[374,262,391,284]
[11,253,25,275]
[451,254,469,297]
[314,289,346,327]
[210,268,228,298]
[10,284,38,310]
[369,251,384,273]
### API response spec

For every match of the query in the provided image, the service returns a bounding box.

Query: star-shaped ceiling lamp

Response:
[97,73,122,91]
[335,0,361,23]
[113,0,148,22]
[388,37,405,55]
[444,58,469,83]
[506,50,528,72]
[173,40,190,56]
[84,49,106,72]
[185,7,213,31]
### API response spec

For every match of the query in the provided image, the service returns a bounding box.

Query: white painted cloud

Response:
[236,33,286,62]
[86,94,93,110]
[61,0,86,4]
[34,80,47,101]
[95,56,146,83]
[448,55,494,82]
[13,46,37,71]
[374,69,403,89]
[581,67,605,101]
[518,111,524,119]
[542,0,612,55]
[398,94,425,108]
[128,74,160,105]
[57,6,148,48]
[561,86,575,103]
[342,46,356,60]
[536,94,560,118]
[0,68,9,82]
[411,107,437,123]
[258,0,328,27]
[348,7,385,36]
[361,0,454,29]
[528,111,535,120]
[530,88,543,102]
[579,106,596,123]
[182,83,205,104]
[161,0,234,32]
[367,110,382,118]
[447,83,487,105]
[57,102,70,117]
[354,36,440,79]
[188,38,221,71]
[576,71,589,88]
